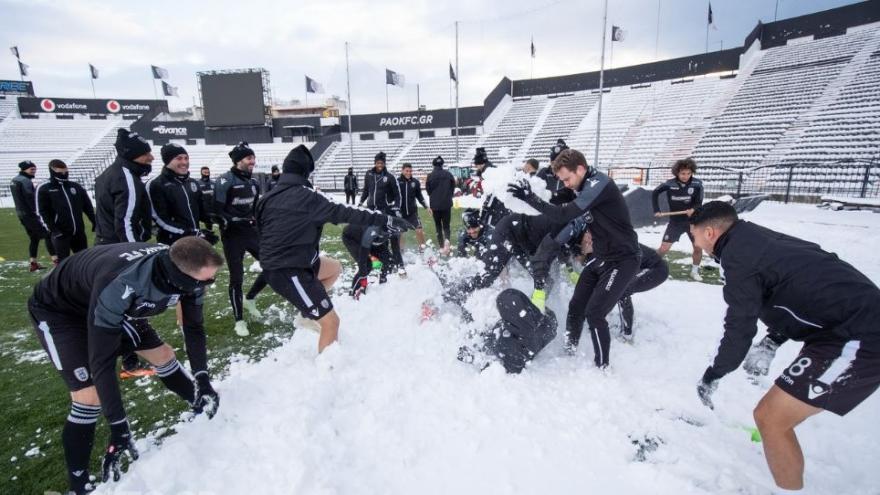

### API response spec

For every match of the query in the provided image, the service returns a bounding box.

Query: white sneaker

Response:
[294,315,322,333]
[234,320,250,336]
[243,298,263,319]
[690,266,703,282]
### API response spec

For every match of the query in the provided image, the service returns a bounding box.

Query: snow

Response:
[95,202,880,495]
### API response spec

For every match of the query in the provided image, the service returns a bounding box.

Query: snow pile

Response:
[96,202,880,494]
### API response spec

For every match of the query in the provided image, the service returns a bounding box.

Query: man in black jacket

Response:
[359,151,399,214]
[147,144,206,245]
[652,158,704,281]
[11,160,57,270]
[257,145,412,352]
[94,129,154,245]
[508,148,640,368]
[214,142,268,337]
[36,159,96,261]
[425,155,455,254]
[397,163,428,251]
[538,139,577,205]
[456,209,491,257]
[198,166,215,230]
[691,201,880,491]
[343,167,358,204]
[28,238,222,494]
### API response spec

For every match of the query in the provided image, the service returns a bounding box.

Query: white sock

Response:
[692,264,700,271]
[774,488,803,494]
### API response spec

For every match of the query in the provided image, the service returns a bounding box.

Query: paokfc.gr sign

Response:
[0,80,34,96]
[17,97,167,115]
[342,106,483,132]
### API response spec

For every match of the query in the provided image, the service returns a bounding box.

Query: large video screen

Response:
[200,71,265,127]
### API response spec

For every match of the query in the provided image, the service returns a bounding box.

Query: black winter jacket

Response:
[214,167,260,228]
[10,171,40,223]
[425,165,455,210]
[147,167,204,244]
[94,156,153,243]
[398,176,427,217]
[36,171,95,237]
[359,167,399,213]
[257,174,389,270]
[704,220,880,381]
[344,173,358,193]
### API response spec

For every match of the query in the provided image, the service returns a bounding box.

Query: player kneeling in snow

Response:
[28,238,223,494]
[342,224,396,299]
[256,145,413,352]
[691,201,880,492]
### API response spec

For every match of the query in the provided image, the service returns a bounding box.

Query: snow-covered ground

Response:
[97,202,880,495]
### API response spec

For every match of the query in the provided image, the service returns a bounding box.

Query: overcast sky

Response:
[0,0,860,114]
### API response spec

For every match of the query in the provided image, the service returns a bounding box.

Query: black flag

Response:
[708,3,714,26]
[449,62,457,82]
[385,68,405,87]
[530,37,536,58]
[10,46,19,58]
[151,65,169,79]
[89,64,99,79]
[162,81,178,97]
[305,75,324,94]
[18,61,28,77]
[612,26,625,41]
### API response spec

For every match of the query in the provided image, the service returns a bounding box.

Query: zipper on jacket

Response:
[772,305,823,328]
[179,183,198,231]
[59,184,77,236]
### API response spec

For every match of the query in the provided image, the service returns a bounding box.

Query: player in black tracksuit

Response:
[397,163,428,250]
[36,160,95,261]
[256,145,412,352]
[343,167,358,204]
[508,148,640,368]
[342,224,395,298]
[94,129,154,245]
[652,158,704,280]
[537,139,577,205]
[198,166,215,230]
[691,202,880,491]
[28,239,222,494]
[11,160,57,270]
[214,142,268,336]
[359,152,403,268]
[147,144,206,245]
[425,155,455,250]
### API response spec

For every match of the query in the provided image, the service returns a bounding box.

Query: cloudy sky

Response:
[0,0,859,114]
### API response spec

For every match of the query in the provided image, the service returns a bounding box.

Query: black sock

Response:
[63,402,100,494]
[155,359,195,404]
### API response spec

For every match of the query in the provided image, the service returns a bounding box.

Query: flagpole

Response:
[152,78,159,100]
[345,42,355,173]
[655,0,662,60]
[454,20,460,164]
[609,35,614,71]
[90,72,96,99]
[705,1,710,54]
[594,0,608,170]
[385,83,389,113]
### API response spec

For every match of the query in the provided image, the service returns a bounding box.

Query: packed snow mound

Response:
[478,163,551,215]
[96,202,880,494]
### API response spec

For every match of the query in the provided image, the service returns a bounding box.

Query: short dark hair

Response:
[524,158,539,171]
[689,201,738,230]
[672,158,697,176]
[401,163,412,170]
[551,148,588,174]
[200,166,210,171]
[49,159,67,169]
[170,237,224,274]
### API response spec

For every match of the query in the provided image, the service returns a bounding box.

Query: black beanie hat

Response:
[271,165,280,173]
[282,145,315,177]
[374,152,386,164]
[432,156,444,167]
[550,139,569,161]
[115,129,151,161]
[229,141,255,164]
[161,143,188,165]
[18,160,36,171]
[473,147,490,166]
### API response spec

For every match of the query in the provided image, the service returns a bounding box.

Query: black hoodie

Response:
[94,155,153,243]
[147,167,204,244]
[36,169,95,237]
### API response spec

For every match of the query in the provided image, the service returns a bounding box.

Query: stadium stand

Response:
[311,138,414,190]
[0,95,18,122]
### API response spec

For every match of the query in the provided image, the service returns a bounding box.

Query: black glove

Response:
[193,372,220,418]
[506,178,533,201]
[102,420,139,482]
[697,370,719,410]
[530,256,551,287]
[742,334,781,377]
[385,216,414,234]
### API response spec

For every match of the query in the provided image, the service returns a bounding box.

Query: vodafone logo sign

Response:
[106,100,121,113]
[40,99,56,112]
